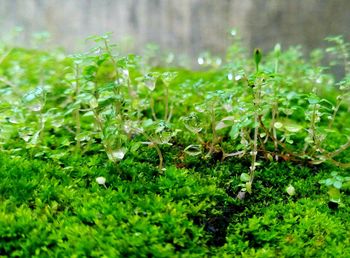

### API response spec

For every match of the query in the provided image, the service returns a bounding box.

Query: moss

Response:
[1,37,350,256]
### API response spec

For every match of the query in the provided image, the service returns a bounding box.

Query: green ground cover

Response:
[0,34,350,257]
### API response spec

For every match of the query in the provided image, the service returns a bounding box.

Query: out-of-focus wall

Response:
[0,0,349,58]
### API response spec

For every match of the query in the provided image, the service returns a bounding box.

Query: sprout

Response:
[254,48,262,72]
[96,176,107,189]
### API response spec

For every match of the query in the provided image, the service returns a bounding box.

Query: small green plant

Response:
[1,32,350,196]
[139,120,179,171]
[178,39,350,195]
[319,171,350,205]
[2,30,350,257]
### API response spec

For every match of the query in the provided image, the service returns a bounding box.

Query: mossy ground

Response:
[1,148,350,257]
[1,38,350,257]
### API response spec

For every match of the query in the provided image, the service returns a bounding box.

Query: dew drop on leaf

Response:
[96,176,106,185]
[274,122,283,129]
[108,149,126,162]
[286,184,295,196]
[235,74,242,81]
[30,104,42,112]
[284,124,302,133]
[8,117,18,124]
[197,57,204,65]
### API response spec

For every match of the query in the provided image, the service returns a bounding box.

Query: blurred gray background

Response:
[1,0,350,59]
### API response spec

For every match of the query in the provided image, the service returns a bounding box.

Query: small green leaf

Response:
[342,181,350,190]
[89,98,98,109]
[274,122,283,129]
[333,181,342,189]
[130,142,141,154]
[240,173,250,182]
[304,136,313,144]
[245,182,252,194]
[328,187,341,203]
[184,145,202,156]
[286,137,294,144]
[284,124,302,133]
[308,96,319,104]
[325,178,333,186]
[331,171,338,177]
[335,176,343,181]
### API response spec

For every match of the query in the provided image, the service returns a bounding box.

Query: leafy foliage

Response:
[1,32,350,256]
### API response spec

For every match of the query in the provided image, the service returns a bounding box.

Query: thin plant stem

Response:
[250,79,262,184]
[154,143,164,172]
[222,150,245,161]
[327,138,350,158]
[205,104,217,158]
[328,99,342,129]
[250,108,259,184]
[0,48,12,65]
[164,83,169,121]
[142,132,163,172]
[150,97,157,120]
[303,103,318,154]
[74,63,81,150]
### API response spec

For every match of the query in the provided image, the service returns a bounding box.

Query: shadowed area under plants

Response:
[1,33,350,256]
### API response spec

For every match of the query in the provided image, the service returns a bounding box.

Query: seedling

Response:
[140,120,179,172]
[319,171,350,206]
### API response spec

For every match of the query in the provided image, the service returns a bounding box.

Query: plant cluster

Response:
[0,33,350,195]
[2,30,350,256]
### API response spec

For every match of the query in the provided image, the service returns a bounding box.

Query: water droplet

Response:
[194,106,204,113]
[274,122,283,129]
[30,104,42,112]
[8,117,18,124]
[108,149,126,162]
[197,57,204,65]
[235,74,242,81]
[223,104,233,112]
[286,184,295,196]
[22,135,31,142]
[236,191,246,200]
[96,176,107,188]
[145,79,156,91]
[89,98,98,109]
[166,53,175,63]
[96,176,106,185]
[122,69,129,77]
